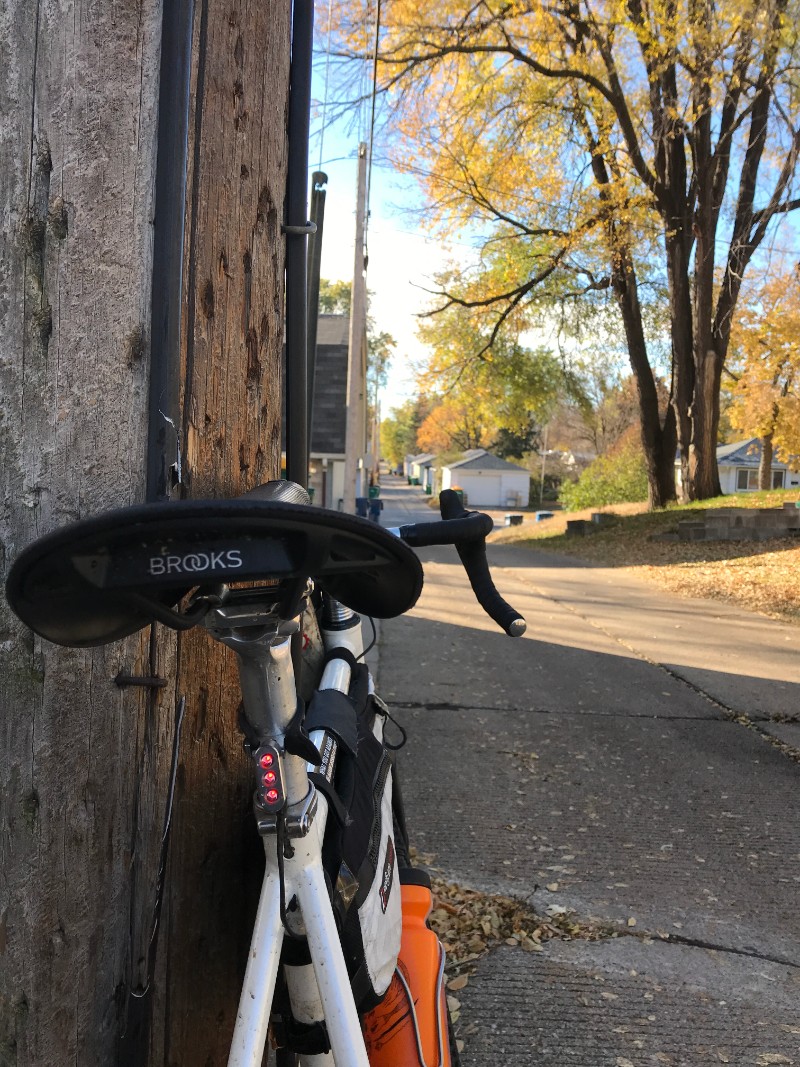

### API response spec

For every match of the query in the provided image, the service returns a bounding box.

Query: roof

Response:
[409,452,436,464]
[716,438,791,469]
[283,314,351,454]
[445,449,529,473]
[316,313,350,346]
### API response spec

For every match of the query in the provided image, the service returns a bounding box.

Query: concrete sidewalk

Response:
[376,478,800,1066]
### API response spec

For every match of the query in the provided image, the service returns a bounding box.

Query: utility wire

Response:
[365,0,382,262]
[317,0,334,171]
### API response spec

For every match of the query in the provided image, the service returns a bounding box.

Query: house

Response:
[676,438,800,493]
[406,453,437,489]
[283,314,371,508]
[717,439,800,492]
[441,449,531,508]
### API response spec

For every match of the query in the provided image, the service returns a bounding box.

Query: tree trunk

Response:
[612,252,677,508]
[0,3,290,1065]
[687,346,723,500]
[664,231,695,498]
[759,433,774,490]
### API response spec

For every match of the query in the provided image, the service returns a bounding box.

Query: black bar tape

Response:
[397,510,492,547]
[453,536,526,636]
[440,491,526,637]
[397,490,526,636]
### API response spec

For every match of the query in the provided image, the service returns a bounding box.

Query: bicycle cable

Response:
[132,694,187,998]
[357,614,378,660]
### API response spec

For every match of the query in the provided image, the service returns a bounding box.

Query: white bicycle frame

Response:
[207,595,373,1067]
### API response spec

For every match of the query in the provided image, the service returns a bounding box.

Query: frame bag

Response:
[327,685,402,1011]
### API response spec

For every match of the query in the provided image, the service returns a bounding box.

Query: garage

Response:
[441,450,531,508]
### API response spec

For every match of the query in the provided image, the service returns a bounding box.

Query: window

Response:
[736,468,785,490]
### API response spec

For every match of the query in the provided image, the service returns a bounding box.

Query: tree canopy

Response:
[332,0,800,505]
[380,395,434,464]
[728,263,800,482]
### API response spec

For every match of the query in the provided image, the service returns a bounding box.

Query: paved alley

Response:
[376,475,800,1066]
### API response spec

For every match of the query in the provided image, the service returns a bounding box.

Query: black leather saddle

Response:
[6,489,423,648]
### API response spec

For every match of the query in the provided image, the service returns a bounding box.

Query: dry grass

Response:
[489,490,800,624]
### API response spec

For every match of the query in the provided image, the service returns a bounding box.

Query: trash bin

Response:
[425,484,432,495]
[369,498,384,522]
[355,497,369,518]
[307,487,315,502]
[368,485,380,499]
[411,477,420,486]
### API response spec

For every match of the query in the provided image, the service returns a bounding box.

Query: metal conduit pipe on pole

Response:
[284,0,315,490]
[343,144,368,516]
[307,170,328,456]
[145,0,195,503]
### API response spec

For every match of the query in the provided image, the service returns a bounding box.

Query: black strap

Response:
[280,1016,331,1057]
[309,772,351,827]
[283,699,323,764]
[323,646,358,672]
[305,688,359,754]
[349,959,383,1013]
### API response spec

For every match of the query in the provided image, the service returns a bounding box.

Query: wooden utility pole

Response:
[0,3,290,1064]
[343,143,369,514]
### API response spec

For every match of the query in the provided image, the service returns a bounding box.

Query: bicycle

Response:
[5,480,525,1066]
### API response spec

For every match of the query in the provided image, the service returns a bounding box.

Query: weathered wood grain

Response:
[0,2,178,1064]
[147,2,290,1060]
[1,1,290,1063]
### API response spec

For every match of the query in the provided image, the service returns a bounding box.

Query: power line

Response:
[317,0,334,171]
[365,0,382,262]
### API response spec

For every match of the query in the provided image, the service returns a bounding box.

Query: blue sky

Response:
[308,50,463,413]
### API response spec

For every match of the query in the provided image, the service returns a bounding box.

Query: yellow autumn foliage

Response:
[729,267,800,465]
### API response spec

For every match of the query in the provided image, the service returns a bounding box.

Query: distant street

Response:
[376,474,800,1066]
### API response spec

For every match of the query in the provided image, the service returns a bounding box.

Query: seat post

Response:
[206,611,309,807]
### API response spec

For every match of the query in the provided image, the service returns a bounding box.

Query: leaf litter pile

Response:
[414,845,613,992]
[429,875,608,976]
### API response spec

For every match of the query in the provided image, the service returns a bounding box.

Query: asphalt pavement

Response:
[375,476,800,1067]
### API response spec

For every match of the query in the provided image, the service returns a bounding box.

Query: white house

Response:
[676,438,800,493]
[441,450,531,508]
[406,453,437,489]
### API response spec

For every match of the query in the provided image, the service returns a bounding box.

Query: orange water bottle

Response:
[362,870,454,1066]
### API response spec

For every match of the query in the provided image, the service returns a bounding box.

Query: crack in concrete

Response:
[610,924,800,970]
[393,699,730,721]
[438,877,800,975]
[504,570,800,764]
